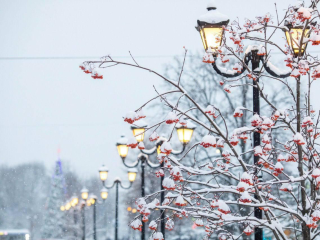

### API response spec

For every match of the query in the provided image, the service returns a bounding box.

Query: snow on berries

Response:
[170,166,183,181]
[293,132,306,145]
[195,218,204,227]
[130,219,142,230]
[241,172,253,186]
[203,51,215,63]
[312,210,320,222]
[218,200,231,214]
[165,112,179,124]
[165,219,174,231]
[277,154,286,162]
[229,135,239,146]
[274,162,284,174]
[233,63,243,73]
[239,191,252,203]
[162,177,175,190]
[149,220,157,231]
[175,195,187,206]
[254,146,263,156]
[296,7,312,22]
[155,169,164,178]
[312,168,320,179]
[91,68,103,79]
[153,232,164,240]
[233,107,244,117]
[136,109,146,120]
[280,183,293,192]
[251,114,262,127]
[149,132,159,142]
[160,141,172,155]
[200,135,216,148]
[243,225,253,236]
[127,137,138,148]
[138,142,145,150]
[237,181,248,192]
[124,111,138,124]
[224,85,231,93]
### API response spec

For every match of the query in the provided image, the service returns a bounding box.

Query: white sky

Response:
[1,0,319,181]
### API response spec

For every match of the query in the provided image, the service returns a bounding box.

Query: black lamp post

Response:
[99,167,137,240]
[86,195,98,240]
[81,188,89,240]
[194,2,309,240]
[116,121,195,240]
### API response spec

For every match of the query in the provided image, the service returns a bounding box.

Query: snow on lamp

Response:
[100,188,108,200]
[128,168,138,182]
[131,120,147,142]
[116,135,129,159]
[196,0,229,53]
[99,165,109,182]
[81,188,89,200]
[175,122,196,144]
[284,21,310,56]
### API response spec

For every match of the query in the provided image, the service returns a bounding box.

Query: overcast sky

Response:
[1,0,319,181]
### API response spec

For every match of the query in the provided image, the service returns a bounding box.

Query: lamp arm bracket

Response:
[119,181,133,189]
[103,181,117,189]
[122,158,139,168]
[171,144,186,155]
[211,53,250,78]
[140,146,157,155]
[260,57,292,79]
[138,153,160,168]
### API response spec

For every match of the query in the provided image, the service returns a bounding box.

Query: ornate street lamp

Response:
[131,120,148,142]
[88,195,97,240]
[119,124,195,240]
[81,188,89,200]
[284,21,310,56]
[99,165,109,182]
[100,188,108,200]
[195,2,310,240]
[99,167,136,240]
[195,0,229,53]
[116,136,129,159]
[175,122,196,144]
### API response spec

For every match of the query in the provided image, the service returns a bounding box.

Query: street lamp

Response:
[196,3,310,240]
[80,188,89,240]
[131,120,147,142]
[195,0,229,53]
[71,196,79,207]
[88,195,98,240]
[116,136,129,159]
[60,206,65,212]
[99,165,109,182]
[81,188,89,200]
[284,21,310,57]
[65,202,71,211]
[175,122,196,144]
[100,188,108,200]
[118,123,195,240]
[99,167,136,240]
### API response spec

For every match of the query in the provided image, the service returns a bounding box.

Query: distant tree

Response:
[41,160,66,239]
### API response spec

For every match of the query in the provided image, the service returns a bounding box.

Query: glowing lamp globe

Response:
[127,207,132,212]
[131,120,148,142]
[175,122,196,144]
[196,0,229,53]
[90,195,97,205]
[100,188,108,200]
[60,206,65,211]
[71,196,79,207]
[86,199,92,207]
[81,188,89,200]
[132,208,137,213]
[116,135,129,159]
[128,168,138,182]
[99,165,109,182]
[284,21,310,56]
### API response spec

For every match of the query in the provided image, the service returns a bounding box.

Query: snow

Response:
[206,0,217,9]
[116,135,128,145]
[266,60,291,76]
[99,165,109,172]
[197,6,229,24]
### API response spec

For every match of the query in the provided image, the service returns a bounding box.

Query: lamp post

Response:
[87,195,98,240]
[100,187,109,240]
[117,121,195,240]
[71,196,79,239]
[195,2,309,240]
[99,167,137,240]
[81,188,89,240]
